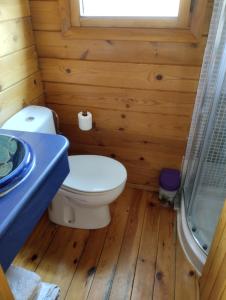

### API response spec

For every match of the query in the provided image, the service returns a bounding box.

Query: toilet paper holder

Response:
[78,110,93,131]
[82,110,88,117]
[51,110,61,134]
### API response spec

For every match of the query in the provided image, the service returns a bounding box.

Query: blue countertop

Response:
[0,129,69,270]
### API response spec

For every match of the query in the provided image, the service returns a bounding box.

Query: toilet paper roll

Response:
[78,111,92,131]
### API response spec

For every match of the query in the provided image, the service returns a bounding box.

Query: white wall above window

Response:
[79,0,181,18]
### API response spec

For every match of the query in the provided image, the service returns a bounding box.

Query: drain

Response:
[202,244,208,251]
[192,226,197,232]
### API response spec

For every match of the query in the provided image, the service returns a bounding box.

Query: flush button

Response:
[26,117,35,122]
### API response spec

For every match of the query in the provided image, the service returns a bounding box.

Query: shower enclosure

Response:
[178,0,226,273]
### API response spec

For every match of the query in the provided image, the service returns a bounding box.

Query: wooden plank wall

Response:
[0,0,44,126]
[30,0,213,189]
[199,201,226,300]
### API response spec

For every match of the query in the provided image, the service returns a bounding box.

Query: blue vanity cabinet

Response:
[0,130,69,271]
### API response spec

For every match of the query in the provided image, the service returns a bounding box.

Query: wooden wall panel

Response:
[45,82,195,116]
[40,58,200,92]
[0,18,34,57]
[0,73,44,124]
[0,0,44,126]
[0,47,38,91]
[30,1,61,31]
[30,0,213,189]
[0,1,30,22]
[51,104,191,140]
[34,31,206,66]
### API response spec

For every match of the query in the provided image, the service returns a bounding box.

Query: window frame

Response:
[58,0,208,43]
[73,0,191,29]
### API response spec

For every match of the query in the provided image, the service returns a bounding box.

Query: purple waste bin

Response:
[159,168,180,203]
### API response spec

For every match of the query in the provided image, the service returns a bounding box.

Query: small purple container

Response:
[159,168,180,202]
[159,168,180,191]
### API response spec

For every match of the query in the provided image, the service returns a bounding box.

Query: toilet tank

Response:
[2,106,56,134]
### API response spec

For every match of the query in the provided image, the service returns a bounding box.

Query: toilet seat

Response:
[62,155,127,193]
[61,184,123,196]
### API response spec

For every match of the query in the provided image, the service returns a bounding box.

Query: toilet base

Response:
[48,192,111,229]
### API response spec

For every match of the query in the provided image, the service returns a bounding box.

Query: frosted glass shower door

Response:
[183,0,226,253]
[185,72,226,253]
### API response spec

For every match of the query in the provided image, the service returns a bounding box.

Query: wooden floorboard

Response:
[131,194,160,299]
[14,187,198,300]
[109,190,147,300]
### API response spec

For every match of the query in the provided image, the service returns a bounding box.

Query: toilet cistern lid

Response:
[63,155,127,193]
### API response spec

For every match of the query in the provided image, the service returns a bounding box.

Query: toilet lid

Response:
[63,155,127,193]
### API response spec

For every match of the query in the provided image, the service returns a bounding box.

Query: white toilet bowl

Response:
[48,155,127,229]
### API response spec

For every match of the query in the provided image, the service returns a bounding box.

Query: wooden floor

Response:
[14,187,198,300]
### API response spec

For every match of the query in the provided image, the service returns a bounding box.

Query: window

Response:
[59,0,208,43]
[80,0,181,17]
[71,0,191,28]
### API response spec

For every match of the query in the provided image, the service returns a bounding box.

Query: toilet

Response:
[2,106,127,229]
